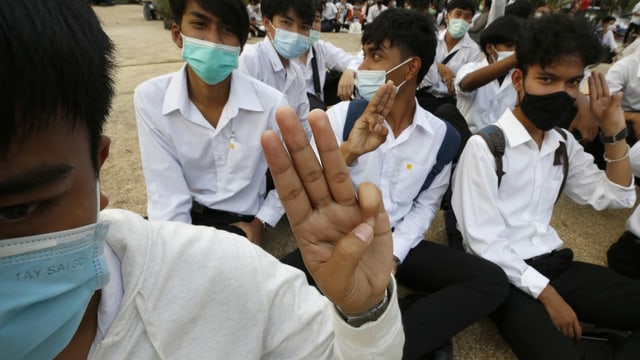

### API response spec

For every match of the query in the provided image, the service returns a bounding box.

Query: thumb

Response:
[321,220,375,285]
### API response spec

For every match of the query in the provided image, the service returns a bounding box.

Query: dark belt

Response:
[525,250,559,264]
[191,201,254,222]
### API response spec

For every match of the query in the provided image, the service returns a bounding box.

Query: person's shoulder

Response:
[235,71,285,103]
[134,71,178,97]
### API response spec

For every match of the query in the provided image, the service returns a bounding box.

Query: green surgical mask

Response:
[181,34,240,85]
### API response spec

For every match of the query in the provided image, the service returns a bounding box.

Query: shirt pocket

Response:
[391,161,430,206]
[221,141,265,193]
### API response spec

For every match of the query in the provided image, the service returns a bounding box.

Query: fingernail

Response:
[353,223,374,243]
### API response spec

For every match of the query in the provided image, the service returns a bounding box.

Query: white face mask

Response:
[491,45,514,62]
[607,24,617,32]
[356,57,412,101]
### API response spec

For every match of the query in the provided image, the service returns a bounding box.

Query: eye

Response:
[221,24,234,35]
[0,202,40,223]
[191,20,207,28]
[538,76,552,83]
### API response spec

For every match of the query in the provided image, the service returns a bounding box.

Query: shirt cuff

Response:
[255,206,284,227]
[516,266,550,299]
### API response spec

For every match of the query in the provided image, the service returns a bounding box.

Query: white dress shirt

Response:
[325,100,452,262]
[367,4,387,23]
[134,67,286,226]
[455,59,517,132]
[626,142,640,236]
[247,4,262,22]
[294,40,361,100]
[606,47,640,112]
[601,30,618,52]
[322,1,338,21]
[419,30,482,97]
[239,37,312,139]
[631,2,640,25]
[452,109,636,298]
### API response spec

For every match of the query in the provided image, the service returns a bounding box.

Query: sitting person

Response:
[296,4,361,110]
[283,9,509,359]
[0,0,404,358]
[606,45,640,144]
[416,0,481,114]
[135,0,287,243]
[452,14,640,358]
[247,0,266,37]
[600,16,620,63]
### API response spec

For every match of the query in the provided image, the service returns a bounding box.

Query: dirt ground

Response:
[95,4,636,359]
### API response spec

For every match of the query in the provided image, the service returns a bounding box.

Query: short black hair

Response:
[362,8,436,82]
[170,0,249,46]
[602,16,616,23]
[504,0,532,19]
[0,0,115,174]
[480,15,521,55]
[445,0,476,16]
[485,0,493,10]
[516,14,604,74]
[261,0,316,25]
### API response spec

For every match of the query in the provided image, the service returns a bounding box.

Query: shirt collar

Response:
[411,98,436,134]
[438,30,473,48]
[261,37,285,73]
[161,65,263,118]
[500,109,566,156]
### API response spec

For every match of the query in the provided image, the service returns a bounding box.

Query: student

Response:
[600,16,619,63]
[416,0,481,114]
[606,45,640,139]
[247,0,266,37]
[452,14,640,358]
[455,15,519,134]
[134,0,286,244]
[366,0,387,24]
[320,0,340,32]
[624,1,640,46]
[468,0,490,43]
[239,0,314,140]
[284,9,509,359]
[296,4,360,110]
[0,1,404,358]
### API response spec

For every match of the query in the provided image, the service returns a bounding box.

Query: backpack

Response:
[607,231,640,279]
[476,124,569,203]
[343,99,460,196]
[446,125,569,250]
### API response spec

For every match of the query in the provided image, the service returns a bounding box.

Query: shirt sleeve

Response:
[605,59,628,94]
[320,41,361,73]
[252,245,404,359]
[452,136,550,298]
[454,62,481,97]
[134,86,193,223]
[392,164,451,262]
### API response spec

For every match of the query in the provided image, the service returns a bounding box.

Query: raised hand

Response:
[261,106,393,314]
[341,81,395,165]
[588,71,625,135]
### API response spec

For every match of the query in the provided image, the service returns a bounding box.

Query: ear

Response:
[264,17,275,39]
[97,136,111,210]
[406,56,422,81]
[171,22,183,48]
[511,68,523,93]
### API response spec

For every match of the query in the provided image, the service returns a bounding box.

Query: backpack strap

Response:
[419,121,460,193]
[476,125,507,187]
[343,99,369,142]
[553,127,569,204]
[310,46,322,98]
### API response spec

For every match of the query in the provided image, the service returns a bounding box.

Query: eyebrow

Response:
[538,70,584,82]
[0,165,74,197]
[188,10,213,22]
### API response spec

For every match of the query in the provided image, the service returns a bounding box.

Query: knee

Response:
[471,260,510,305]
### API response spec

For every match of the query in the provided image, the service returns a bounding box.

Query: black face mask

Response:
[520,91,577,131]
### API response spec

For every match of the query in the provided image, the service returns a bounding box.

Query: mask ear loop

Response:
[386,57,413,91]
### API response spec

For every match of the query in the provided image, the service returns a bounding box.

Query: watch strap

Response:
[336,281,393,328]
[599,127,628,144]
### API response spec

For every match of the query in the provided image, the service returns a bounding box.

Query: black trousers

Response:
[281,241,510,359]
[491,249,640,360]
[190,202,252,237]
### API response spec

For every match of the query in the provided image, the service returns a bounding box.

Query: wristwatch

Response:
[599,127,628,144]
[336,281,393,328]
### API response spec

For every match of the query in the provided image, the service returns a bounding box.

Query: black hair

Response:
[504,0,532,19]
[261,0,316,25]
[485,0,492,10]
[445,0,476,16]
[170,0,249,46]
[0,0,115,174]
[479,15,521,56]
[516,14,604,74]
[602,16,616,23]
[362,8,436,82]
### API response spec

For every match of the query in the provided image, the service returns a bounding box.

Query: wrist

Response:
[252,217,267,229]
[340,141,360,166]
[336,281,393,327]
[600,126,628,144]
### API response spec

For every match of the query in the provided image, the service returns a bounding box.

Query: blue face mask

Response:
[356,58,411,101]
[309,29,321,45]
[181,34,240,85]
[269,22,310,59]
[447,18,470,39]
[0,185,110,360]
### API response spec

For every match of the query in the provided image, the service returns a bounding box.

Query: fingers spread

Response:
[309,111,357,206]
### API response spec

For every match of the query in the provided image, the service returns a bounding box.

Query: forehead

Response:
[449,8,473,16]
[274,8,310,25]
[526,55,585,78]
